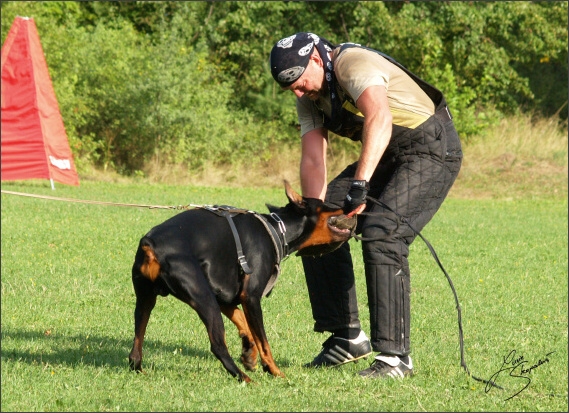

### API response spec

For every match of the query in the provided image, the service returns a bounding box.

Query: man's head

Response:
[270,32,329,100]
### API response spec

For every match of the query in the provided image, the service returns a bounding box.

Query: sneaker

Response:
[303,330,372,368]
[358,354,414,378]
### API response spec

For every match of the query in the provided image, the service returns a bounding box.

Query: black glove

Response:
[343,179,369,214]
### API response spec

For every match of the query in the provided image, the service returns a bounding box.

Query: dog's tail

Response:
[139,237,161,282]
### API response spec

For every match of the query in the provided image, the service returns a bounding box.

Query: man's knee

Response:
[361,222,409,267]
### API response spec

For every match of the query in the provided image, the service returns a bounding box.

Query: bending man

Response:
[269,32,462,378]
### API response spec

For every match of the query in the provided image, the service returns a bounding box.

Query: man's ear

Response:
[309,50,323,67]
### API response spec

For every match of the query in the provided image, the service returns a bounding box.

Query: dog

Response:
[128,181,356,382]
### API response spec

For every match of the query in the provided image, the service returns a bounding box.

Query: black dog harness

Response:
[199,205,288,297]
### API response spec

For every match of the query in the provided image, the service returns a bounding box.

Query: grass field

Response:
[1,177,567,412]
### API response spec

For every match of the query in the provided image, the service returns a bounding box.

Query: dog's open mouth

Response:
[328,214,356,238]
[295,214,357,257]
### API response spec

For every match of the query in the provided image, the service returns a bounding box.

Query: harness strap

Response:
[200,206,287,296]
[253,214,285,297]
[221,210,253,275]
[199,205,254,275]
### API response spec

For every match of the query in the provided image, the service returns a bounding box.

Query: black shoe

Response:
[303,330,372,368]
[358,354,414,378]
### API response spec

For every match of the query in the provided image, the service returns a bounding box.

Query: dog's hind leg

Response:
[165,261,252,383]
[220,305,259,371]
[129,275,157,373]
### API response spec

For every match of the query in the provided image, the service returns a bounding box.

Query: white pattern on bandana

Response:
[308,33,320,44]
[277,34,296,49]
[298,42,314,56]
[278,66,306,83]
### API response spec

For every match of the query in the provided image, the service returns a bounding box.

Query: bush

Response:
[1,1,566,175]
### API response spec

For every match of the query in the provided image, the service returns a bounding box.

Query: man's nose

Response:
[293,89,304,98]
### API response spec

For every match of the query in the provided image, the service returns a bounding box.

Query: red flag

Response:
[1,16,79,186]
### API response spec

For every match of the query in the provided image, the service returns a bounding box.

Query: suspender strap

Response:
[338,43,446,109]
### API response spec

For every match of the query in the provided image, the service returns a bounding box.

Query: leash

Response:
[0,189,198,210]
[3,188,500,388]
[2,189,290,298]
[355,195,503,391]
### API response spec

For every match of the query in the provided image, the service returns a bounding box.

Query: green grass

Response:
[1,180,567,412]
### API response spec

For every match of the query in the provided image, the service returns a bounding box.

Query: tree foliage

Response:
[1,1,566,175]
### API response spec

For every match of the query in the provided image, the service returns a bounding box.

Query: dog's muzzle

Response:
[328,214,356,235]
[296,214,357,257]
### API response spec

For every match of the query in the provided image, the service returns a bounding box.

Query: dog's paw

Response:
[262,363,285,378]
[241,354,258,371]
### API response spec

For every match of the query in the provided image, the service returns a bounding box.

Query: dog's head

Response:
[266,181,356,257]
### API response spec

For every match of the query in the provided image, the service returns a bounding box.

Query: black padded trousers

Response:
[302,114,462,356]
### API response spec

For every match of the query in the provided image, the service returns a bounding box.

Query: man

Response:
[269,32,462,378]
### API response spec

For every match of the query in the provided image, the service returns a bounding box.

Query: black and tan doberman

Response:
[128,181,356,382]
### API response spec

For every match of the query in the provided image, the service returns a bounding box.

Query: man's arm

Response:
[353,85,393,182]
[300,127,328,200]
[342,84,392,216]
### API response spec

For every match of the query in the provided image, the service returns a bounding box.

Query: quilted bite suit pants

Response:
[301,111,462,356]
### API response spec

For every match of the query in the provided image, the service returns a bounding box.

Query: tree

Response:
[2,1,566,175]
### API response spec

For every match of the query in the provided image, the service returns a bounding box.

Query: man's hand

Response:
[344,179,369,216]
[346,203,366,218]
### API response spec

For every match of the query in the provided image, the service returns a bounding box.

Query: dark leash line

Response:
[2,188,501,389]
[353,195,503,391]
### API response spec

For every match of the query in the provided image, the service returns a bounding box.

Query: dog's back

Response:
[135,209,277,303]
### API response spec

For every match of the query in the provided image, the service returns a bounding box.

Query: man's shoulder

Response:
[334,44,385,60]
[333,45,391,73]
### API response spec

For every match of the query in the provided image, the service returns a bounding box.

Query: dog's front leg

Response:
[220,305,259,371]
[240,295,285,378]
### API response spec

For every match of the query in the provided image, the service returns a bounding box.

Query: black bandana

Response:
[270,32,335,87]
[270,32,342,128]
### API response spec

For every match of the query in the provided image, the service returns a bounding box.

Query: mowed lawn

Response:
[1,180,567,412]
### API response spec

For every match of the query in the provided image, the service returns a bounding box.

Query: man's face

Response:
[281,55,326,100]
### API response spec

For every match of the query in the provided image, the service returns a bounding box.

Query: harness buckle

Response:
[237,254,252,274]
[270,212,286,234]
[269,212,289,258]
[445,105,453,121]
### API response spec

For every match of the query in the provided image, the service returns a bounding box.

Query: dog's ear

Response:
[266,203,278,213]
[284,180,305,210]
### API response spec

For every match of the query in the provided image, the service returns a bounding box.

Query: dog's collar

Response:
[254,212,288,263]
[268,212,289,258]
[253,213,288,297]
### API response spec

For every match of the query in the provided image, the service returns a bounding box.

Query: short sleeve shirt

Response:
[297,46,436,137]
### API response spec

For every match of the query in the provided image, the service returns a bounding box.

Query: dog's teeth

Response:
[329,215,355,230]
